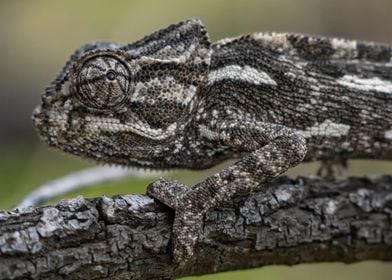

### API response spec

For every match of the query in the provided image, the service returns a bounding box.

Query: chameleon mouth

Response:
[33,104,178,142]
[32,106,44,129]
[32,106,158,167]
[82,115,178,141]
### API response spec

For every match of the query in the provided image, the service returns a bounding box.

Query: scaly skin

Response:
[32,19,392,264]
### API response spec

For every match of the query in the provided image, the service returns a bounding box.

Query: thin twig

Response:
[17,166,164,208]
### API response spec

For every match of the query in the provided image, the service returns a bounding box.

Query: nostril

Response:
[31,106,43,126]
[32,106,48,124]
[32,106,41,118]
[41,94,52,106]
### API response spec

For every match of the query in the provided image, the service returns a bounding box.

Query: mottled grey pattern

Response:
[32,19,392,264]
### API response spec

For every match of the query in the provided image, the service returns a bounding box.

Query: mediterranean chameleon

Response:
[33,19,392,264]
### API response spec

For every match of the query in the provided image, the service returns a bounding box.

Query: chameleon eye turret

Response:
[72,55,131,110]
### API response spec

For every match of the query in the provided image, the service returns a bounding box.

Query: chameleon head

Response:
[32,19,211,167]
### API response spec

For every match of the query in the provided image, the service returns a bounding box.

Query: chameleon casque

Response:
[33,19,392,264]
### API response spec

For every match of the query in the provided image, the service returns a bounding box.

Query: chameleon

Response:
[32,18,392,264]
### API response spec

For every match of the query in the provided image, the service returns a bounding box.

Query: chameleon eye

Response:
[106,70,117,81]
[74,56,130,109]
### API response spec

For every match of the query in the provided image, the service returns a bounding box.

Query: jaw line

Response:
[55,142,159,168]
[84,115,177,141]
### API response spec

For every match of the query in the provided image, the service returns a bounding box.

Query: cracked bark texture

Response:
[1,176,392,279]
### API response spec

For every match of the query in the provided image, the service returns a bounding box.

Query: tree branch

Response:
[1,176,392,279]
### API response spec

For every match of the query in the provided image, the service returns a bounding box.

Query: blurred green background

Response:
[0,0,391,279]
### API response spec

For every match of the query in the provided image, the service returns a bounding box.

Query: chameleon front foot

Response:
[147,178,202,264]
[147,178,190,209]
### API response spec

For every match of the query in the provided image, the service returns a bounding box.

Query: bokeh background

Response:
[0,0,391,279]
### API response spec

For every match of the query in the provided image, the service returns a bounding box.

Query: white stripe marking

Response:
[207,65,277,86]
[252,32,290,49]
[337,75,392,94]
[302,119,351,138]
[84,116,176,140]
[199,124,220,140]
[330,38,357,51]
[385,129,392,140]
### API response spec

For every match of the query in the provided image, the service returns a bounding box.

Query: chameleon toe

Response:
[147,178,190,209]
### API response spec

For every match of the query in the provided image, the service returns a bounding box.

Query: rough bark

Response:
[1,176,392,280]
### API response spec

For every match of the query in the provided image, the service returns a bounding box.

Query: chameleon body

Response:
[33,19,392,263]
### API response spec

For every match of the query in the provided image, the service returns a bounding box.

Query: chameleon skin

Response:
[32,19,392,263]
